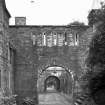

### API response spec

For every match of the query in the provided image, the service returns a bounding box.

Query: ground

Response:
[38,87,72,105]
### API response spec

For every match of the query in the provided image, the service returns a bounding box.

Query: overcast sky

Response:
[5,0,102,25]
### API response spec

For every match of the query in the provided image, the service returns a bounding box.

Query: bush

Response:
[0,95,17,105]
[22,97,35,105]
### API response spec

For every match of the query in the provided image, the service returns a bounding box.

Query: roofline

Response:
[9,25,89,28]
[3,0,11,18]
[5,7,11,18]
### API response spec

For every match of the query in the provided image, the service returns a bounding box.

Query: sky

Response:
[5,0,103,25]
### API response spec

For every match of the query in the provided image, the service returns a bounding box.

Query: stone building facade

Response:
[0,0,94,105]
[0,0,12,95]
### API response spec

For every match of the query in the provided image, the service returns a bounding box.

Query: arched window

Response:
[46,33,53,47]
[64,32,67,45]
[68,33,74,46]
[58,33,64,46]
[53,32,57,46]
[75,33,79,46]
[42,32,46,46]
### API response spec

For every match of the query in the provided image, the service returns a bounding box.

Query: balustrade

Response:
[31,32,78,47]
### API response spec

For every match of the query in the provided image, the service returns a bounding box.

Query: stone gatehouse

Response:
[0,0,94,104]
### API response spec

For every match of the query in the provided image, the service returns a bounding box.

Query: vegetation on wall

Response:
[87,2,105,70]
[83,2,105,105]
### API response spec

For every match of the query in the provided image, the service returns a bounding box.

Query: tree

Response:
[68,21,85,26]
[87,1,105,68]
[86,2,105,105]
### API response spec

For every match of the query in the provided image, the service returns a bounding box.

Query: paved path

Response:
[38,92,72,105]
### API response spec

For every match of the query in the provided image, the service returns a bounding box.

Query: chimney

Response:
[15,17,26,25]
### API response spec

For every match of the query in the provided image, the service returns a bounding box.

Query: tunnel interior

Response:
[44,76,60,92]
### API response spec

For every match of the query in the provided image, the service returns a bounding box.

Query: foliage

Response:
[22,97,35,105]
[68,21,85,26]
[87,32,105,68]
[85,2,105,105]
[87,2,105,69]
[88,70,105,105]
[88,2,105,26]
[0,95,17,105]
[88,9,102,26]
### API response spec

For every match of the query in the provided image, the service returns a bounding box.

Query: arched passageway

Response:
[44,76,60,92]
[38,65,75,105]
[37,65,74,94]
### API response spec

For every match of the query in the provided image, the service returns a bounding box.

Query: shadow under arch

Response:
[44,75,60,92]
[38,64,74,79]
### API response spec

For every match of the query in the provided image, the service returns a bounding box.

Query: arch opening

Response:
[44,76,60,92]
[37,65,74,94]
[38,65,74,78]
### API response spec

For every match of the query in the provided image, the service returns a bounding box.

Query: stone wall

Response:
[0,0,12,96]
[9,27,38,104]
[59,71,72,94]
[8,25,88,104]
[78,27,94,77]
[0,0,98,104]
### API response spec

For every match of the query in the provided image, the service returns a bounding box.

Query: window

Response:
[64,32,67,42]
[53,33,57,46]
[67,33,74,46]
[58,34,64,46]
[37,34,42,46]
[47,33,53,47]
[75,33,79,46]
[32,35,36,45]
[64,32,67,45]
[42,32,46,46]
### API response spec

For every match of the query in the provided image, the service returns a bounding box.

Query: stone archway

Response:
[38,60,75,79]
[44,76,60,92]
[37,62,75,95]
